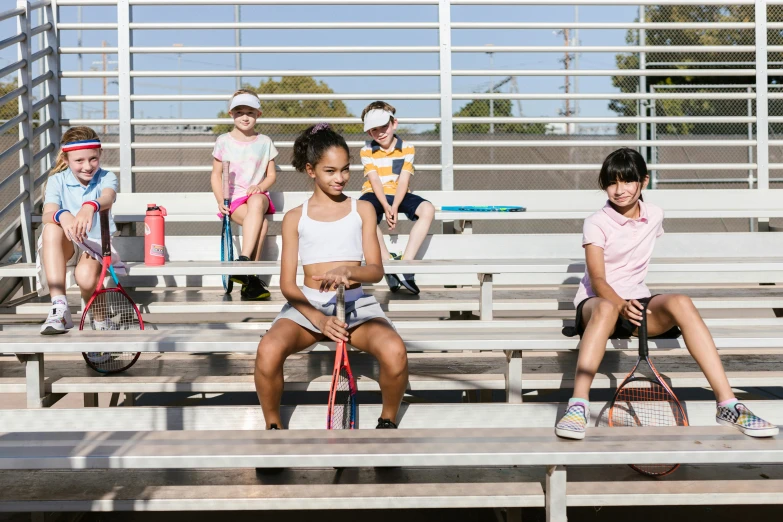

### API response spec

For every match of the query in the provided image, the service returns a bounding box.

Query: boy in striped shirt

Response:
[359,101,435,295]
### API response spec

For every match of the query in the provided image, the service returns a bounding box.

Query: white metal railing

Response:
[0,0,776,269]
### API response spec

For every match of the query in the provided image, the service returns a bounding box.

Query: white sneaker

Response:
[40,304,73,335]
[93,318,120,331]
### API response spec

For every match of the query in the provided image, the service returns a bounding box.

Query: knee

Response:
[255,340,286,377]
[592,299,619,321]
[42,224,64,245]
[247,195,267,213]
[74,264,99,291]
[379,336,408,377]
[666,294,696,314]
[417,202,435,221]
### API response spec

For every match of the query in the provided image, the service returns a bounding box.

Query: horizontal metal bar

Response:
[452,22,754,30]
[55,0,117,5]
[135,93,440,101]
[450,139,756,147]
[31,22,52,37]
[62,69,440,78]
[0,166,28,199]
[29,47,53,65]
[768,23,783,30]
[0,139,28,166]
[455,92,756,100]
[60,71,119,78]
[60,119,120,125]
[0,7,24,24]
[61,117,440,125]
[0,86,26,110]
[61,95,121,102]
[30,0,53,9]
[0,60,27,79]
[129,0,438,3]
[32,71,53,89]
[126,22,438,29]
[32,143,55,165]
[58,47,119,54]
[32,119,55,139]
[0,191,30,224]
[34,168,52,188]
[655,178,760,184]
[453,69,755,77]
[0,113,28,136]
[452,164,756,171]
[127,46,440,53]
[0,33,25,53]
[125,140,443,149]
[32,95,54,114]
[765,117,783,123]
[451,116,755,124]
[128,165,442,173]
[452,0,755,4]
[57,23,119,30]
[452,45,756,53]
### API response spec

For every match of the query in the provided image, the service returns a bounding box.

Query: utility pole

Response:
[573,5,579,134]
[485,44,494,135]
[563,28,572,135]
[235,5,241,90]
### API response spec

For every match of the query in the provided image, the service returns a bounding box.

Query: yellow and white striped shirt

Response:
[360,136,415,195]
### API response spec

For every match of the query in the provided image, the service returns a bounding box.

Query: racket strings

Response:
[84,290,142,372]
[330,366,355,429]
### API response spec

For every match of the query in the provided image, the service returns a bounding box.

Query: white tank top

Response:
[298,198,364,266]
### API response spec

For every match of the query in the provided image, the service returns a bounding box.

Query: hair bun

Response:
[310,122,331,135]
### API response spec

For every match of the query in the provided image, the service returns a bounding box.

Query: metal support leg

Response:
[124,392,135,406]
[505,350,523,403]
[546,465,567,522]
[24,354,45,408]
[479,273,493,321]
[506,507,523,522]
[84,393,98,407]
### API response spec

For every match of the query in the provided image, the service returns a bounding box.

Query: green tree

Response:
[435,98,547,135]
[213,76,363,135]
[611,5,781,135]
[1,80,39,134]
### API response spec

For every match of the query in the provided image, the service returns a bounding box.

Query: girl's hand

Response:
[246,185,262,195]
[59,212,77,241]
[619,299,649,327]
[311,266,352,292]
[217,201,230,215]
[317,314,349,343]
[71,206,95,242]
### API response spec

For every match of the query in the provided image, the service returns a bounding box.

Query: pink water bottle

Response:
[144,204,167,266]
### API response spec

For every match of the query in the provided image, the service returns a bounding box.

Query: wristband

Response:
[82,200,100,212]
[53,209,68,224]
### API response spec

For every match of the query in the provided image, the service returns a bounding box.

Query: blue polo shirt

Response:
[44,168,118,240]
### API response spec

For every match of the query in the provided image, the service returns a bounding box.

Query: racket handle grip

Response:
[639,300,649,357]
[336,284,345,323]
[99,209,111,257]
[221,161,230,200]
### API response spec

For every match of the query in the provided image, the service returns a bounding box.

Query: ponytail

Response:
[292,123,349,173]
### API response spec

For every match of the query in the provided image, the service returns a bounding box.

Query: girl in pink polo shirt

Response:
[555,148,778,440]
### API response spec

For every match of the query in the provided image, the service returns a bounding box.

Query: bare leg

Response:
[254,319,322,429]
[572,298,620,400]
[41,225,75,297]
[375,225,391,259]
[230,195,268,258]
[349,318,409,422]
[252,218,269,261]
[74,254,103,319]
[645,294,734,402]
[402,201,435,260]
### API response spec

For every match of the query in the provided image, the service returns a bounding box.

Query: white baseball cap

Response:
[363,109,394,132]
[229,93,261,111]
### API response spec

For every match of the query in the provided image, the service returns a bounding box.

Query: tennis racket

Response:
[326,284,357,429]
[81,209,143,374]
[221,160,234,294]
[440,205,526,212]
[607,300,689,477]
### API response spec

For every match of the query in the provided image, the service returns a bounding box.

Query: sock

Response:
[569,397,589,410]
[718,398,739,411]
[51,295,67,307]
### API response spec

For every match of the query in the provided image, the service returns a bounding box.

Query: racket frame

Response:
[326,284,358,429]
[607,300,689,477]
[221,160,233,294]
[439,205,526,212]
[80,210,142,374]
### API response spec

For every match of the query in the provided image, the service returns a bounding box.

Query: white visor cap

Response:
[229,93,261,111]
[363,109,394,132]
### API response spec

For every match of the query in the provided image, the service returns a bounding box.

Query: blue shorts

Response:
[359,193,428,224]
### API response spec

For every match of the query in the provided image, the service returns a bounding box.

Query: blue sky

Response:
[2,3,641,131]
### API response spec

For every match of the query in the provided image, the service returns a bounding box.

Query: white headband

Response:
[363,109,394,132]
[229,93,261,111]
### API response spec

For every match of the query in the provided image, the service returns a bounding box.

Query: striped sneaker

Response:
[716,402,779,438]
[555,402,589,440]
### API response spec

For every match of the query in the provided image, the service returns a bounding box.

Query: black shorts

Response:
[359,192,428,224]
[562,295,682,340]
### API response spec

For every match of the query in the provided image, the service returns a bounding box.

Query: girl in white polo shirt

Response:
[555,148,777,440]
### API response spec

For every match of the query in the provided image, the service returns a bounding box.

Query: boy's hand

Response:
[312,266,352,292]
[217,201,230,215]
[70,206,94,242]
[385,205,397,230]
[317,314,349,343]
[619,299,649,327]
[246,185,262,195]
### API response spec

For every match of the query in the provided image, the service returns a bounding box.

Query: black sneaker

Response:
[256,424,283,475]
[231,255,250,286]
[241,276,271,300]
[386,254,402,292]
[399,275,420,295]
[376,418,398,429]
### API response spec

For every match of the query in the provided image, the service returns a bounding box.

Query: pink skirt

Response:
[216,192,276,219]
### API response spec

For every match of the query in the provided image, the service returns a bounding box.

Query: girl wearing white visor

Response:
[211,90,278,300]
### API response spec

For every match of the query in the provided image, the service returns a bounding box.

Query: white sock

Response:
[51,295,67,307]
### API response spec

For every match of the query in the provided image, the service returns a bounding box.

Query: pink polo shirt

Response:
[574,200,664,306]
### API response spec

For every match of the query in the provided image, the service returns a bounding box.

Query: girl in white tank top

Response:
[254,124,408,431]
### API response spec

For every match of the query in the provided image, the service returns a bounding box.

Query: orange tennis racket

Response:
[607,300,689,477]
[326,284,357,429]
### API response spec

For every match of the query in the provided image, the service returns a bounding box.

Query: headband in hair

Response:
[61,139,101,153]
[229,93,261,111]
[310,122,331,134]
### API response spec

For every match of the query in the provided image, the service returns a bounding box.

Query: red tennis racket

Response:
[80,209,143,374]
[607,300,689,477]
[326,284,357,429]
